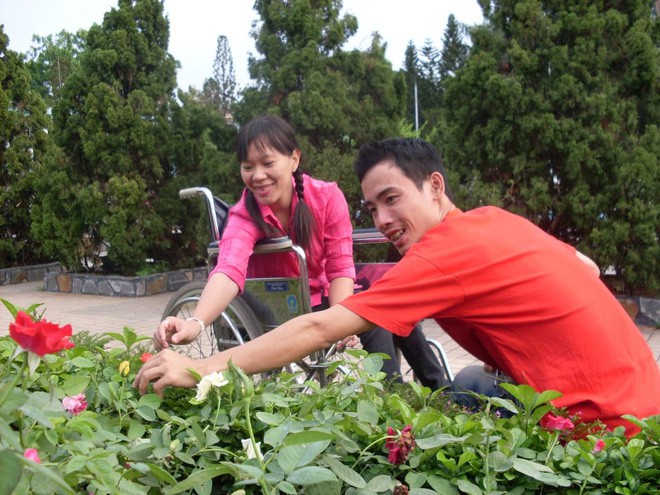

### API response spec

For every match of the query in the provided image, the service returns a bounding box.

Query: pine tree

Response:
[24,30,85,109]
[439,14,469,80]
[443,0,659,293]
[31,0,182,275]
[212,35,237,118]
[0,26,51,267]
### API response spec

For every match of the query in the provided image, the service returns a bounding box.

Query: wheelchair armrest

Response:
[352,228,387,245]
[253,236,294,254]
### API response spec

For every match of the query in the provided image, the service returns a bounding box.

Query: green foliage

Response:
[442,0,659,294]
[0,26,52,268]
[1,309,658,494]
[24,30,85,108]
[29,0,187,275]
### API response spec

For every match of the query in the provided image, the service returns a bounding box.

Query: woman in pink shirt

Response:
[153,115,358,350]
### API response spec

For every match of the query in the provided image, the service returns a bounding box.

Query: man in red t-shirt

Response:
[136,138,660,436]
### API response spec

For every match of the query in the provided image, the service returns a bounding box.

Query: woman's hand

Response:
[133,349,199,396]
[337,334,359,350]
[153,317,203,350]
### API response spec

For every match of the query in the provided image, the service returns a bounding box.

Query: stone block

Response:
[616,296,639,321]
[639,297,660,326]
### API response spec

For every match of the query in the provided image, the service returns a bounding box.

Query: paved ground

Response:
[1,281,658,378]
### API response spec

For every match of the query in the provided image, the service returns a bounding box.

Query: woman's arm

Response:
[154,272,239,349]
[327,276,355,306]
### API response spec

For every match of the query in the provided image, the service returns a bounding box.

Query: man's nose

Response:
[374,209,392,232]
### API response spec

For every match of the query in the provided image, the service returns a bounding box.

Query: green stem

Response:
[243,396,271,494]
[0,356,27,410]
[351,435,394,469]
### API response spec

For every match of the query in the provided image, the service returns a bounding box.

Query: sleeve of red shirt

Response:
[340,252,464,336]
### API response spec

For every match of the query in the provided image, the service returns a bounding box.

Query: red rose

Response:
[140,352,153,363]
[9,311,75,356]
[385,425,415,465]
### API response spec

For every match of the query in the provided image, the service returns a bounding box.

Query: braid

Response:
[292,169,316,252]
[245,190,279,238]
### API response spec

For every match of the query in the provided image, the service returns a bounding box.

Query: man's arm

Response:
[576,250,600,276]
[134,304,375,395]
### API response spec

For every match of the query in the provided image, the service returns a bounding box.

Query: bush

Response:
[1,302,658,494]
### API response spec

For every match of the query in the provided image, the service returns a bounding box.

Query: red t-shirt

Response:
[341,207,660,434]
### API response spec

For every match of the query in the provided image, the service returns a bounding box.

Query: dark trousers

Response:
[358,324,450,390]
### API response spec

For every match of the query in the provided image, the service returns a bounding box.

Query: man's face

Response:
[361,161,443,255]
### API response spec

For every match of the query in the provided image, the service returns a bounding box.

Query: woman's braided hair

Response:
[236,115,316,251]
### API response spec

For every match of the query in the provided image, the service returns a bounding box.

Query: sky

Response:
[1,0,484,91]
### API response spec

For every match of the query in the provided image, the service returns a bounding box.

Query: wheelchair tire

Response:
[162,280,264,360]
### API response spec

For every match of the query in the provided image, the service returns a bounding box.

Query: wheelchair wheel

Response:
[162,280,264,359]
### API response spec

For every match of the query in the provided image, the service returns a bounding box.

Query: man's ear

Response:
[429,172,445,198]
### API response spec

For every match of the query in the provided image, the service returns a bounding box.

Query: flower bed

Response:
[1,300,659,494]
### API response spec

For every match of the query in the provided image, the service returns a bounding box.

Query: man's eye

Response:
[386,195,397,204]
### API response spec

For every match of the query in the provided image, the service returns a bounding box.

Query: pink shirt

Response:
[209,175,356,307]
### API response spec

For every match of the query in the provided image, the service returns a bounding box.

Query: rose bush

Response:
[1,299,659,494]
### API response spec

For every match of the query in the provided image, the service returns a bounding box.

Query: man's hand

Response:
[154,317,202,350]
[133,349,199,396]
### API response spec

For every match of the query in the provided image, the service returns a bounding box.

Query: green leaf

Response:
[137,394,162,410]
[167,466,232,494]
[357,400,379,425]
[256,411,285,426]
[487,451,513,472]
[62,375,91,395]
[0,450,22,495]
[127,419,146,440]
[416,433,468,449]
[282,430,334,446]
[427,475,459,495]
[405,471,427,488]
[136,406,157,421]
[278,442,331,474]
[366,474,395,491]
[286,466,337,486]
[489,396,519,415]
[275,480,298,494]
[532,390,563,409]
[68,356,96,369]
[512,457,555,481]
[362,354,385,375]
[21,456,75,494]
[457,478,483,495]
[146,462,178,484]
[325,456,367,488]
[409,489,442,495]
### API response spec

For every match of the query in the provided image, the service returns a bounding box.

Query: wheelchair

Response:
[162,187,454,386]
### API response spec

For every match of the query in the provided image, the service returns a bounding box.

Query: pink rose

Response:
[24,448,41,464]
[540,413,575,431]
[593,438,606,453]
[62,393,87,415]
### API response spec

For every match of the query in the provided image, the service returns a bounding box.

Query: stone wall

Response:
[43,267,208,297]
[0,262,65,285]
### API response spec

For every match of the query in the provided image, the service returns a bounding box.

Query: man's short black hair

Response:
[354,138,453,199]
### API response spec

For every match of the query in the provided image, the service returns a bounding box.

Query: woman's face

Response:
[240,141,300,213]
